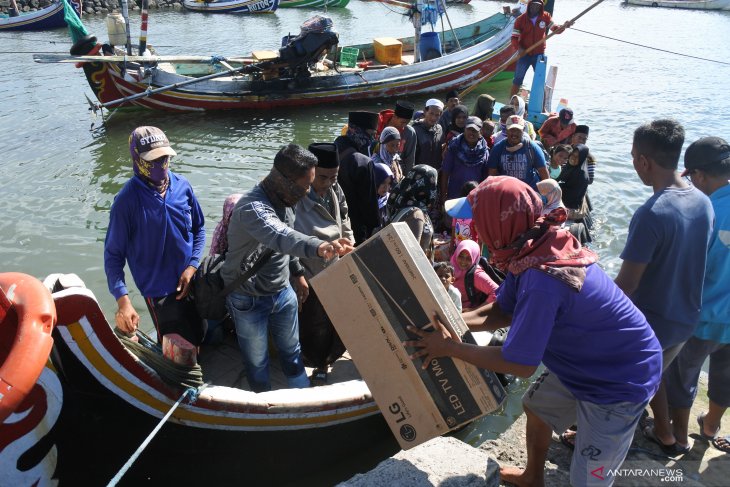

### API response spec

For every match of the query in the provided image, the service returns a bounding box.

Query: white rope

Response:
[106,387,196,487]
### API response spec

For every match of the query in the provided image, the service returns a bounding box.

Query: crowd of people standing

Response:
[102,98,729,485]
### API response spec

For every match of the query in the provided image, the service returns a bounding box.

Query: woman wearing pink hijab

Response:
[450,239,498,309]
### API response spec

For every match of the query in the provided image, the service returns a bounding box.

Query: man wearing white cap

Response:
[413,98,445,170]
[487,115,549,190]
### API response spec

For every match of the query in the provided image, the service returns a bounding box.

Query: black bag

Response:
[464,256,506,308]
[193,247,274,320]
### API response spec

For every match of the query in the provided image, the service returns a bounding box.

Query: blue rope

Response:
[106,387,200,487]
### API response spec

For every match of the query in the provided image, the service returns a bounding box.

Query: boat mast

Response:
[139,0,149,55]
[119,0,133,55]
[413,0,422,62]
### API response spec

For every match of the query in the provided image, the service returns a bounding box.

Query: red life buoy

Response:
[0,273,56,424]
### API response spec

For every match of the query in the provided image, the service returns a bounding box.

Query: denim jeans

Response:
[226,285,309,392]
[513,53,540,87]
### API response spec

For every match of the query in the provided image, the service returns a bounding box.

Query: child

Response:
[433,262,462,312]
[450,239,499,310]
[548,144,571,179]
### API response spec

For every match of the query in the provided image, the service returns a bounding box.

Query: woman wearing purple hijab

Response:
[104,126,207,346]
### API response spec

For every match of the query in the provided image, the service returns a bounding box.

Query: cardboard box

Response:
[373,37,403,66]
[311,223,506,450]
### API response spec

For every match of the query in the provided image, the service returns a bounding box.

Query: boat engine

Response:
[276,15,339,79]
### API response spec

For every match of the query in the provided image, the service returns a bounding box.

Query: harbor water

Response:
[1,0,729,480]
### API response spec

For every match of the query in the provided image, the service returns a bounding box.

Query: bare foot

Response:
[500,465,543,487]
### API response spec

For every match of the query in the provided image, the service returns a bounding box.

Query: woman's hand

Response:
[403,314,460,369]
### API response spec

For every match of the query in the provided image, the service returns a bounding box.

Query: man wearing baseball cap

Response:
[666,136,730,454]
[487,115,549,190]
[538,107,577,149]
[105,126,207,346]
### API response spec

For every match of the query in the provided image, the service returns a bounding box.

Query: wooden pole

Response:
[119,0,133,56]
[439,0,461,51]
[458,0,606,99]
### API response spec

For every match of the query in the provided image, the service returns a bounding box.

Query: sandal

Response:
[697,413,720,441]
[642,426,690,456]
[559,429,576,450]
[310,368,328,387]
[711,436,730,453]
[638,409,653,431]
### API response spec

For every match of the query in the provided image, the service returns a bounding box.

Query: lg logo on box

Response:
[389,402,416,442]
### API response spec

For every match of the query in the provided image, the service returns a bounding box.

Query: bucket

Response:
[419,32,442,61]
[106,13,127,47]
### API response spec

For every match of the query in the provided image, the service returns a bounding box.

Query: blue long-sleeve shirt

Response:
[104,172,205,300]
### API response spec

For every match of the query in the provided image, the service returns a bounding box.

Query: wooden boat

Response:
[182,0,279,14]
[36,11,516,112]
[280,0,350,7]
[0,272,395,485]
[624,0,730,9]
[0,0,78,31]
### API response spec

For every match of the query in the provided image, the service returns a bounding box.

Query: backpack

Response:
[192,247,274,320]
[463,256,506,308]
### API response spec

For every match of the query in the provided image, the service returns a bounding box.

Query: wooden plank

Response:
[33,53,254,64]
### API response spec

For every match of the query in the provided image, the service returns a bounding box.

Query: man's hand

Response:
[318,240,344,260]
[115,295,139,335]
[293,275,309,311]
[403,314,461,369]
[336,238,355,256]
[176,265,197,300]
[555,20,573,34]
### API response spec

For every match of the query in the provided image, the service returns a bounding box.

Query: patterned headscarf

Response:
[387,164,438,216]
[469,176,597,290]
[209,193,242,256]
[130,136,170,194]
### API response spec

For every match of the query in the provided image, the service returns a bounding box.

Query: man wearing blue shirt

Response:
[666,137,730,454]
[615,120,714,455]
[487,115,549,190]
[104,127,206,345]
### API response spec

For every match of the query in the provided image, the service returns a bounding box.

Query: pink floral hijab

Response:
[209,193,242,256]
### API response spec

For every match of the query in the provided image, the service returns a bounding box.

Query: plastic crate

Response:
[339,47,359,68]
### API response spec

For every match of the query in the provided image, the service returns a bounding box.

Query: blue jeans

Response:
[226,285,309,392]
[513,53,540,87]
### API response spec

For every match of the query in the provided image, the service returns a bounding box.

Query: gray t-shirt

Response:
[621,185,714,347]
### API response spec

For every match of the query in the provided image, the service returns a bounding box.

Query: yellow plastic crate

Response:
[373,37,402,66]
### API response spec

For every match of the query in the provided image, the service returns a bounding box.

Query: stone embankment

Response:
[341,375,729,486]
[1,0,184,16]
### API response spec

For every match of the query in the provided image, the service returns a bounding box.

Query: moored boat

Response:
[0,272,394,484]
[0,0,79,31]
[182,0,279,14]
[35,11,517,112]
[280,0,350,7]
[624,0,730,10]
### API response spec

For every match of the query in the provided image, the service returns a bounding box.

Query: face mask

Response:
[549,166,562,179]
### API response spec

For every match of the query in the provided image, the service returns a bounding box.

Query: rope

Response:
[106,386,201,487]
[571,27,730,66]
[114,329,204,389]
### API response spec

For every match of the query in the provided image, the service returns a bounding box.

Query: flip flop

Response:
[642,426,690,456]
[309,368,328,387]
[712,436,730,453]
[697,413,720,441]
[638,409,652,431]
[559,429,576,450]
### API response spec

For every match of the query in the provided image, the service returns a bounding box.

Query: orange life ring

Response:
[0,272,56,423]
